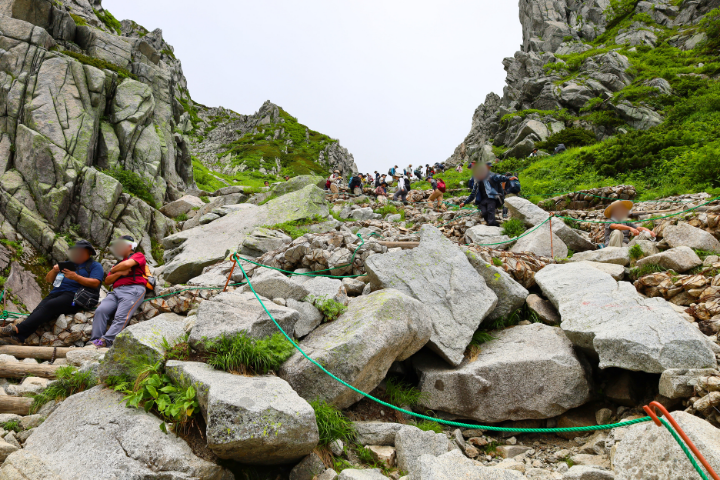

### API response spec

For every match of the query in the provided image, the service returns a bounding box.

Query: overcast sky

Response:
[105,0,521,173]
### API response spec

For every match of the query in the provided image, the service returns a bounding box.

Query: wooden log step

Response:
[0,346,72,360]
[0,396,33,415]
[0,363,61,379]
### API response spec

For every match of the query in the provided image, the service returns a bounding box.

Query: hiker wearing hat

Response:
[0,240,103,344]
[459,163,517,227]
[327,170,342,194]
[604,200,656,247]
[90,236,148,348]
[375,181,389,205]
[349,173,363,195]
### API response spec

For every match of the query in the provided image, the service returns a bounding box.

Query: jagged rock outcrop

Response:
[189,101,358,178]
[0,0,194,259]
[445,0,720,166]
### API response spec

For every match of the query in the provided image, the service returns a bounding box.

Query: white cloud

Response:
[104,0,521,173]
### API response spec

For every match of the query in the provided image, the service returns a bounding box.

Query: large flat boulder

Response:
[271,175,325,197]
[365,226,497,366]
[166,361,318,464]
[414,450,525,479]
[163,185,328,284]
[160,195,205,218]
[569,247,630,266]
[510,222,568,259]
[464,248,529,321]
[98,313,186,381]
[0,386,231,479]
[189,291,300,349]
[636,246,702,273]
[279,289,432,409]
[612,411,720,479]
[663,222,720,253]
[505,196,595,252]
[535,263,716,373]
[415,324,591,423]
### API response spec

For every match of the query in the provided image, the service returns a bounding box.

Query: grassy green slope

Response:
[496,5,720,201]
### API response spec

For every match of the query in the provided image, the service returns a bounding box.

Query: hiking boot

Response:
[0,324,17,336]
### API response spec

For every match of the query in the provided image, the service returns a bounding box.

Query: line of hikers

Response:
[0,235,152,349]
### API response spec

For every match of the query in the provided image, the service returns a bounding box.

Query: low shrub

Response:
[174,213,188,222]
[161,334,191,362]
[263,215,325,240]
[308,295,347,322]
[104,167,158,208]
[629,244,645,260]
[150,239,165,266]
[29,366,97,414]
[311,399,356,446]
[62,51,137,80]
[534,128,598,151]
[112,363,198,434]
[204,332,294,375]
[501,218,526,238]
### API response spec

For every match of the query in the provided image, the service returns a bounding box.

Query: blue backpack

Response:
[507,179,521,194]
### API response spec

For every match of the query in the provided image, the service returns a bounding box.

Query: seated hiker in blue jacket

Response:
[459,163,518,227]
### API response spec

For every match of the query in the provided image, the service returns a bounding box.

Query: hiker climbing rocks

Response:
[0,240,103,345]
[349,173,363,195]
[375,181,388,204]
[393,176,410,204]
[604,200,656,247]
[91,236,150,348]
[459,163,517,227]
[428,177,446,210]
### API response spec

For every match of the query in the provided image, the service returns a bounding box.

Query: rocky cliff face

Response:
[189,100,358,179]
[447,0,720,165]
[0,0,198,260]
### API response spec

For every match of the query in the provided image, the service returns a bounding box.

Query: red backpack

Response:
[437,179,446,193]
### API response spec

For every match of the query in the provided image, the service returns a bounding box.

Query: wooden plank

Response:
[0,346,72,360]
[0,396,33,415]
[0,363,61,379]
[379,241,420,249]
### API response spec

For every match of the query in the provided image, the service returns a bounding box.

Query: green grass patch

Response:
[204,332,295,375]
[62,50,137,80]
[94,8,122,35]
[29,366,97,414]
[693,249,717,260]
[161,334,191,362]
[263,214,326,240]
[311,399,356,446]
[385,377,428,408]
[1,420,21,433]
[501,218,526,238]
[629,244,645,260]
[415,420,443,433]
[69,13,87,26]
[629,263,669,280]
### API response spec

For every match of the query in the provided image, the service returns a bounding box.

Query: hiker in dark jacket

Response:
[460,164,517,227]
[0,240,103,345]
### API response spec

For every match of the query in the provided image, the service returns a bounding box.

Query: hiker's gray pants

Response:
[91,284,146,345]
